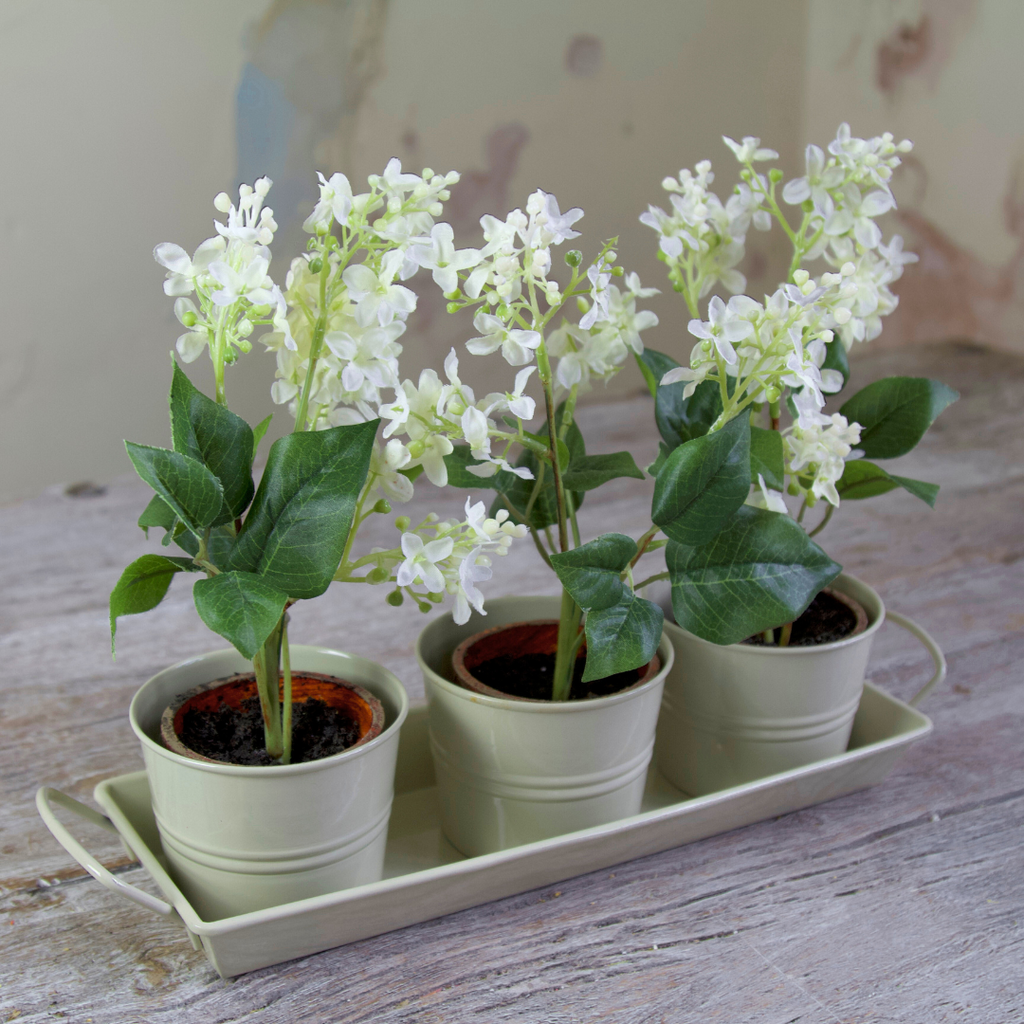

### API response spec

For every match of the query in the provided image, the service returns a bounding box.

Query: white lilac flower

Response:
[396,533,453,592]
[172,298,207,363]
[324,321,404,393]
[370,439,415,503]
[451,549,491,623]
[782,144,846,208]
[466,311,542,366]
[785,409,862,506]
[214,178,276,245]
[379,384,411,438]
[303,172,356,234]
[461,406,491,456]
[505,366,537,420]
[412,434,454,487]
[579,262,613,330]
[605,282,659,354]
[532,190,584,246]
[722,135,779,163]
[744,473,788,514]
[208,256,274,307]
[686,294,752,365]
[154,237,226,297]
[343,250,418,328]
[408,223,482,293]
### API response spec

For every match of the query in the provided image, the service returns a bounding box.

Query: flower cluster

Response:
[154,178,288,401]
[354,500,528,624]
[646,124,915,512]
[783,392,863,507]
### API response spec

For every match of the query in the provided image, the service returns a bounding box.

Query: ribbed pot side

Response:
[416,596,674,857]
[129,645,408,921]
[656,573,884,796]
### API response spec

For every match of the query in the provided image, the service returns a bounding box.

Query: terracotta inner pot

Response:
[824,586,870,638]
[161,671,385,764]
[452,619,660,702]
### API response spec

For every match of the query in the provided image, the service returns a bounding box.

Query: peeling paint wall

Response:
[801,0,1024,358]
[8,0,1019,502]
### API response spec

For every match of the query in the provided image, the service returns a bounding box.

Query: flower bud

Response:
[428,202,443,217]
[386,589,404,607]
[764,386,781,403]
[576,296,590,314]
[444,289,462,301]
[308,257,323,274]
[427,591,444,604]
[418,600,432,613]
[700,339,713,353]
[407,439,426,458]
[236,339,252,354]
[611,266,624,277]
[368,566,390,584]
[564,249,582,267]
[214,192,232,213]
[181,310,198,328]
[802,200,814,213]
[422,167,434,179]
[769,168,783,183]
[373,498,391,515]
[395,515,411,531]
[788,482,802,496]
[605,250,617,263]
[237,318,253,337]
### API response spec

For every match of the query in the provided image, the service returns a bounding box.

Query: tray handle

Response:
[885,611,947,707]
[35,787,175,918]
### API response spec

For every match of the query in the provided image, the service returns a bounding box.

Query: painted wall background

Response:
[0,0,1019,503]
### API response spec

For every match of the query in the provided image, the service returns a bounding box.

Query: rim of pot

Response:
[159,672,387,765]
[662,572,885,656]
[417,623,675,713]
[129,645,409,777]
[451,618,662,703]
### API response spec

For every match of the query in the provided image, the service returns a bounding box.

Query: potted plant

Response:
[406,180,848,856]
[109,163,528,917]
[635,125,957,794]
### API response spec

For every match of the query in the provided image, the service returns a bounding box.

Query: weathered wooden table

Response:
[2,343,1021,1024]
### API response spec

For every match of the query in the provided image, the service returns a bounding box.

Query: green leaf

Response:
[170,523,237,567]
[230,419,378,599]
[647,442,673,478]
[651,414,751,546]
[840,377,958,459]
[124,442,224,535]
[192,571,289,660]
[550,533,637,611]
[836,459,939,507]
[444,446,498,489]
[563,451,645,492]
[821,339,850,389]
[582,593,664,682]
[749,426,785,491]
[637,349,723,449]
[109,554,198,653]
[666,505,841,645]
[252,415,273,459]
[137,495,176,536]
[169,362,255,525]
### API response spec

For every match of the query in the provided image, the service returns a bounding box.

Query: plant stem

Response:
[808,503,835,538]
[292,248,332,432]
[634,569,670,592]
[252,618,284,759]
[778,621,793,647]
[281,615,293,765]
[551,587,583,702]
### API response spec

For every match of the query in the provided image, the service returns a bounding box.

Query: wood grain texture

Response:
[1,342,1021,1023]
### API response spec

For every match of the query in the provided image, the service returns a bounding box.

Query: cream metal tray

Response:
[37,683,931,978]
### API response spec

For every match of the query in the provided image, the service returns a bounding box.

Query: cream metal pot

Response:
[416,596,674,857]
[128,645,408,920]
[654,573,944,795]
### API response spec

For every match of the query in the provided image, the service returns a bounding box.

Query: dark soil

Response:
[743,590,860,647]
[471,652,644,701]
[179,695,361,766]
